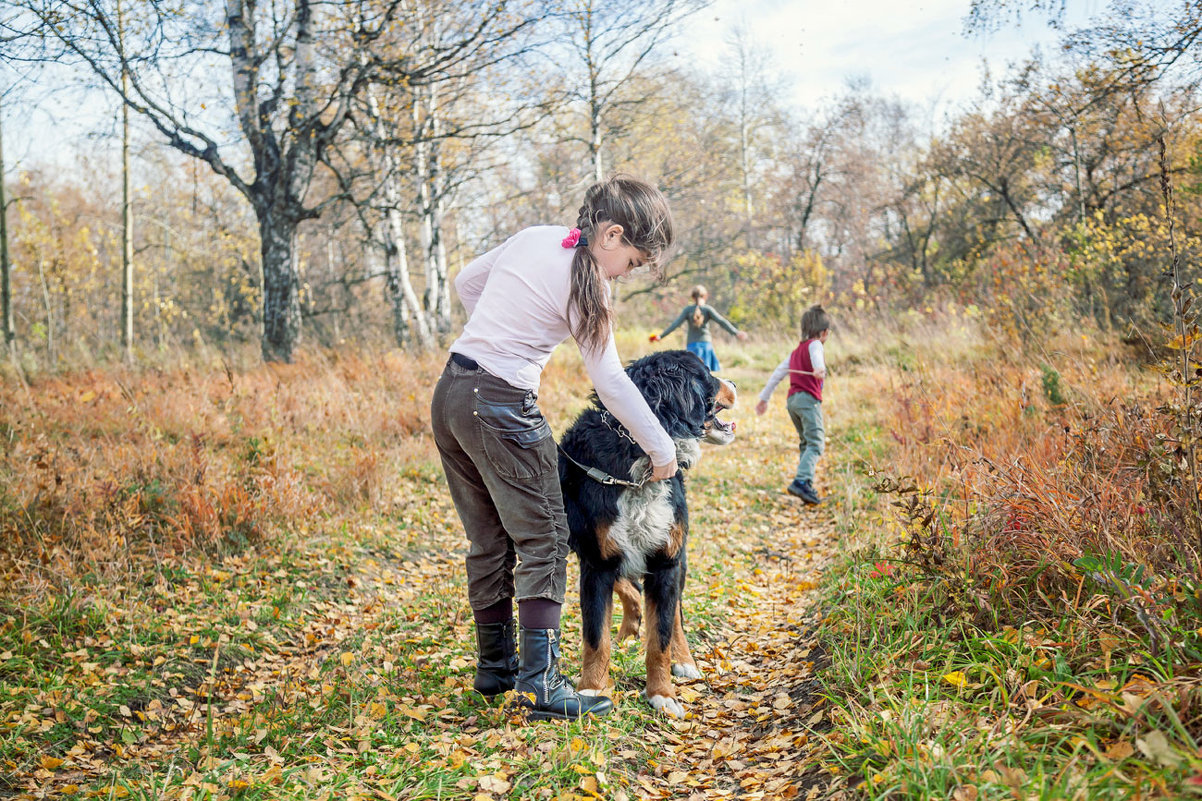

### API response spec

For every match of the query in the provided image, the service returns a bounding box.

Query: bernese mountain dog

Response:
[558,350,737,718]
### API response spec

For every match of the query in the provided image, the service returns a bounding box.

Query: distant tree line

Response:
[0,0,1198,366]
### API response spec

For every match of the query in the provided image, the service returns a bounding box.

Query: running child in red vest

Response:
[754,305,831,504]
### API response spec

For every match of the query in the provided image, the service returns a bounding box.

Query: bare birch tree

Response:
[327,0,550,349]
[555,0,710,183]
[4,0,538,362]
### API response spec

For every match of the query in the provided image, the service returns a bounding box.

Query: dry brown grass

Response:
[0,337,670,603]
[857,321,1200,663]
[0,348,451,599]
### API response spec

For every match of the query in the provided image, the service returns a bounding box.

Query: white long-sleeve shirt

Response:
[450,225,676,469]
[759,341,826,403]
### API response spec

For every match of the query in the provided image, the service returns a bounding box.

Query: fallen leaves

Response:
[942,671,968,689]
[2,359,844,800]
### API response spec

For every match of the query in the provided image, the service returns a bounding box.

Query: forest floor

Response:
[11,326,1191,800]
[2,346,847,800]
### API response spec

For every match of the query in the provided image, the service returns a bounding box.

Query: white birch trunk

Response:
[416,82,452,333]
[366,83,434,349]
[382,172,433,350]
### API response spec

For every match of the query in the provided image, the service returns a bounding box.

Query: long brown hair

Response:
[569,176,675,352]
[690,285,707,327]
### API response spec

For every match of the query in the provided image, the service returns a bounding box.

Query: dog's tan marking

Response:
[670,600,698,673]
[596,522,622,561]
[716,380,737,411]
[664,522,686,559]
[643,597,676,703]
[615,577,642,641]
[578,596,613,694]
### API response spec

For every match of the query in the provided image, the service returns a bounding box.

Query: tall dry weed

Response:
[870,306,1202,668]
[0,348,447,598]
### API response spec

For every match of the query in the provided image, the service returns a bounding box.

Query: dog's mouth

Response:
[704,379,738,443]
[706,404,734,435]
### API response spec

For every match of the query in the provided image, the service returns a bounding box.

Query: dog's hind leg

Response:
[577,566,616,697]
[667,536,701,679]
[670,600,702,680]
[643,566,684,718]
[614,578,642,641]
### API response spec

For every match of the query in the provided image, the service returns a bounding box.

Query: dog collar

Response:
[599,410,639,446]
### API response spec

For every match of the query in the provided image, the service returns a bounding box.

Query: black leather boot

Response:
[473,619,518,697]
[516,627,614,721]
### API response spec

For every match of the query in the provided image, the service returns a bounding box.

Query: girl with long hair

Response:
[651,284,747,371]
[431,176,677,721]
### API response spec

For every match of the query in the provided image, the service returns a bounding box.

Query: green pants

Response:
[786,391,824,483]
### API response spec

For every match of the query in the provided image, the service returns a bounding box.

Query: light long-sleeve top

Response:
[451,225,676,469]
[657,303,741,344]
[759,340,826,403]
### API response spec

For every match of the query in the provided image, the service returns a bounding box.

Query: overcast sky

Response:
[5,0,1111,169]
[680,0,1106,113]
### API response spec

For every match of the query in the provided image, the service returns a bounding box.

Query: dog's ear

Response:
[628,353,709,438]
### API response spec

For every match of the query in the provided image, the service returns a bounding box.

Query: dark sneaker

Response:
[787,479,821,505]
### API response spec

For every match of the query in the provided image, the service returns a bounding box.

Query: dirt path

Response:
[640,506,837,800]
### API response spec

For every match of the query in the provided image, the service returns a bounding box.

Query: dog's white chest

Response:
[608,441,701,578]
[610,482,674,578]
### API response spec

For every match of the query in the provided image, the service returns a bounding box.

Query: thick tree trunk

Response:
[257,209,302,362]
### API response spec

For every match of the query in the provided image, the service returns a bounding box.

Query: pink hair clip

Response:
[561,228,582,248]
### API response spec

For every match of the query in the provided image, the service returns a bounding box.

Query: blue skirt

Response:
[687,342,720,372]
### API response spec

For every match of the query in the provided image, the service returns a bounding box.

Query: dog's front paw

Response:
[671,662,702,680]
[577,688,603,697]
[647,694,685,719]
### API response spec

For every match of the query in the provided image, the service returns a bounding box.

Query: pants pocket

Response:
[476,395,556,481]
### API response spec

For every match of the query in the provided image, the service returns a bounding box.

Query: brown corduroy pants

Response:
[430,357,569,611]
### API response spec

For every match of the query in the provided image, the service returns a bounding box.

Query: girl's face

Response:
[591,222,649,279]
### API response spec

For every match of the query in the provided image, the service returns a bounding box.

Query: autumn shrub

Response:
[951,238,1078,344]
[868,323,1202,675]
[1065,209,1202,335]
[0,347,446,596]
[726,248,828,333]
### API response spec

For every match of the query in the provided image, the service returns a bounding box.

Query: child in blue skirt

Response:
[651,285,747,370]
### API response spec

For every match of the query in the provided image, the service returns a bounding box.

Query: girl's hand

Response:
[649,460,677,482]
[755,399,768,416]
[737,331,748,341]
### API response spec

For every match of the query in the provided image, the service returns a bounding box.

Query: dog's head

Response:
[622,351,737,446]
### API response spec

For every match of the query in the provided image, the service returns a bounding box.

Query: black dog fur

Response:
[558,350,736,717]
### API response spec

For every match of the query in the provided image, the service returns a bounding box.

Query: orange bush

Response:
[0,349,446,595]
[871,327,1201,664]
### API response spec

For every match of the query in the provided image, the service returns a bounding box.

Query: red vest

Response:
[788,339,823,402]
